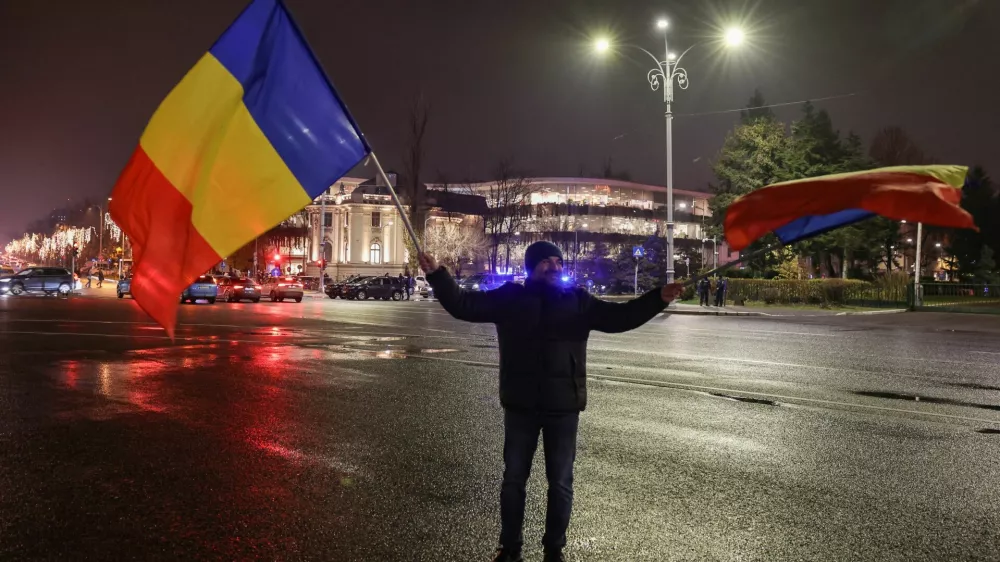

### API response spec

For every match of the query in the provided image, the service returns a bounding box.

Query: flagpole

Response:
[368,152,423,256]
[913,221,923,306]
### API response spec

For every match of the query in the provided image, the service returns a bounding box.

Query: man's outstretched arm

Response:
[420,252,503,324]
[585,284,683,333]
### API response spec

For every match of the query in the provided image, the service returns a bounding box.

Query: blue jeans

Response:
[500,409,579,551]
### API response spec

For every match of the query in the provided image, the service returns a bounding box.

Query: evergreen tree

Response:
[947,167,999,281]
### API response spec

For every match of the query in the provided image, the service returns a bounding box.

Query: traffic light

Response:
[274,253,281,262]
[72,246,79,258]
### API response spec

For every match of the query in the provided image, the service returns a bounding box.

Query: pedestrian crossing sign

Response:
[632,246,645,258]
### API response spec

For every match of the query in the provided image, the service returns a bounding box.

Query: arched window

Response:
[369,242,381,264]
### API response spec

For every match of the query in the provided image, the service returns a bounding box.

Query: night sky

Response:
[1,0,997,242]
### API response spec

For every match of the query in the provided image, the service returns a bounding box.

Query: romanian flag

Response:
[109,0,369,337]
[724,165,978,252]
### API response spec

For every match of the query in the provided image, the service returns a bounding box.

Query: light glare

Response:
[724,27,745,46]
[656,19,668,30]
[594,38,610,53]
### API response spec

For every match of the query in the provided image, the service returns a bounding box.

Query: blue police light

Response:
[561,275,570,282]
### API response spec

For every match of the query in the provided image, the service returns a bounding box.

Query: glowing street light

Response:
[592,20,744,283]
[725,27,745,46]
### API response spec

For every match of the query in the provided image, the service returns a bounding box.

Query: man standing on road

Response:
[715,277,728,307]
[420,241,682,562]
[97,269,104,289]
[698,277,710,306]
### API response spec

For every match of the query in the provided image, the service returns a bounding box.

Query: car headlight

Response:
[472,283,479,290]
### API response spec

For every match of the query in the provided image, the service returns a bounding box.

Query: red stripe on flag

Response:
[724,171,978,252]
[108,146,221,338]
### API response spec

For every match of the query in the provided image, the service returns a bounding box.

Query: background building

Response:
[303,175,488,280]
[434,177,731,274]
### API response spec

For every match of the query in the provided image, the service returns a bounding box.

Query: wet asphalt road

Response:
[1,294,999,561]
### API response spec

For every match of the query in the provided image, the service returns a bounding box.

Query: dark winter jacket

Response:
[427,268,667,412]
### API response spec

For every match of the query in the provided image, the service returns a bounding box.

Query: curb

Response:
[662,309,765,317]
[835,308,907,316]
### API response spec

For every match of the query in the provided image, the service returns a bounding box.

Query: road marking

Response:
[1,319,245,329]
[635,326,838,338]
[0,330,265,345]
[586,374,1000,424]
[0,318,468,336]
[341,351,1000,425]
[5,327,996,425]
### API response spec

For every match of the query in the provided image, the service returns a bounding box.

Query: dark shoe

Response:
[543,549,566,562]
[492,548,523,562]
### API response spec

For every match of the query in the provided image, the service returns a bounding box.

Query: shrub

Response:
[761,288,779,304]
[674,277,697,301]
[726,278,890,306]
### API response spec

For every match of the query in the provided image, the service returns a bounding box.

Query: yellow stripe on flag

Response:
[138,53,313,258]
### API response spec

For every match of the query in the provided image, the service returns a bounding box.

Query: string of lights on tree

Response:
[4,227,96,262]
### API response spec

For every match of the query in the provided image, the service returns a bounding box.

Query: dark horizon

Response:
[2,0,997,242]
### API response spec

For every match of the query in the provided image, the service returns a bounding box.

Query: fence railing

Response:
[916,283,1000,312]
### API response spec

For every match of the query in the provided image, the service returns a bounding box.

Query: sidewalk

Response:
[75,283,119,298]
[602,295,906,317]
[667,303,764,316]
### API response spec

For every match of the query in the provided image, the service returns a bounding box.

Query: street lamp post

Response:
[86,197,112,264]
[596,21,743,284]
[703,238,718,269]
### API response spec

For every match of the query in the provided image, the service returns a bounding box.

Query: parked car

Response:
[217,277,261,303]
[458,273,514,292]
[343,276,406,301]
[181,274,218,304]
[325,275,368,299]
[0,267,75,296]
[261,276,304,302]
[295,275,320,291]
[117,276,132,298]
[419,284,434,299]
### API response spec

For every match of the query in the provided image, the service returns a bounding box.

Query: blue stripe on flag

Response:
[209,0,369,198]
[773,209,875,245]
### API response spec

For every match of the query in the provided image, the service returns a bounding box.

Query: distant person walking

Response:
[97,269,105,289]
[421,241,683,562]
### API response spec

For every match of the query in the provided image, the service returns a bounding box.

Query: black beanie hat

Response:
[524,241,563,273]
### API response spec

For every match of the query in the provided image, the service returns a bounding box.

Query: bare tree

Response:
[402,94,430,237]
[426,221,488,276]
[474,159,536,272]
[869,126,927,167]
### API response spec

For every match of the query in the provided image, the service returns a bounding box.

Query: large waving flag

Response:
[724,165,977,252]
[109,0,370,337]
